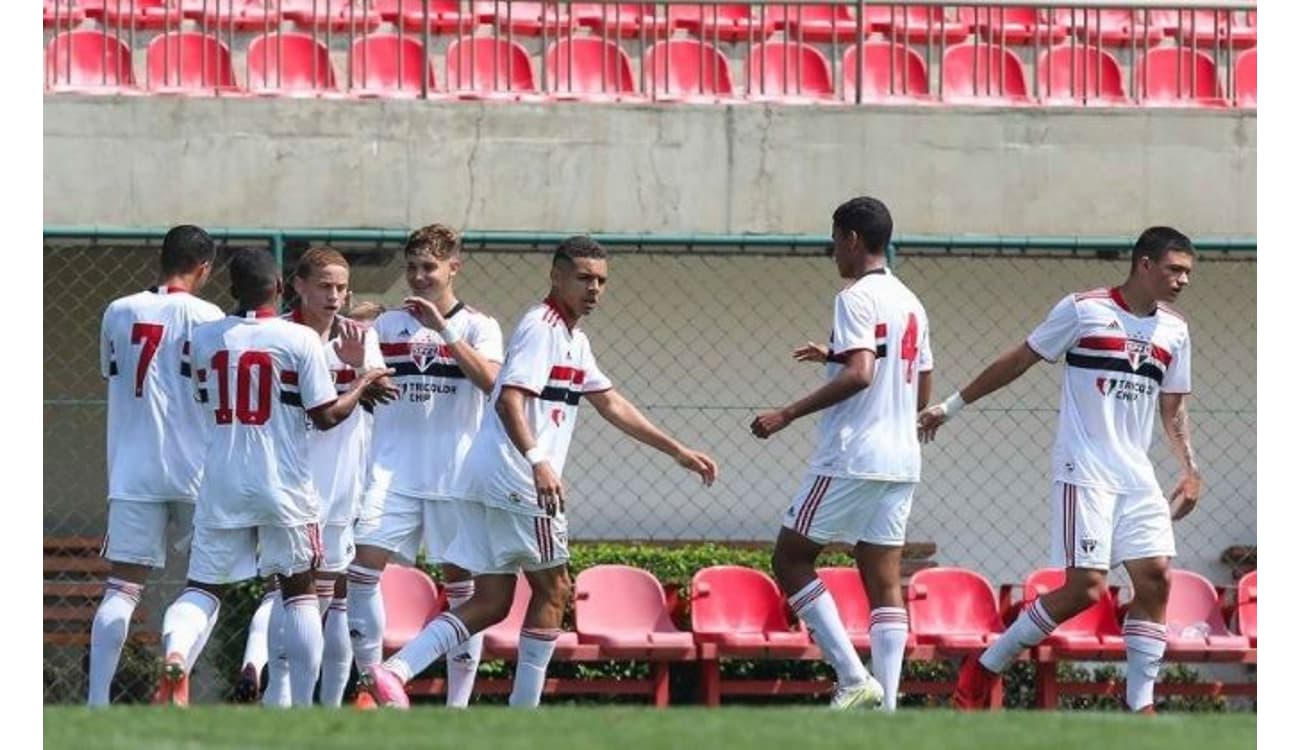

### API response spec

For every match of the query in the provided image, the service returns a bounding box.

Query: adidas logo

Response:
[1106,320,1121,330]
[399,328,413,337]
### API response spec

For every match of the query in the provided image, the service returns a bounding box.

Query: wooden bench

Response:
[43,536,156,646]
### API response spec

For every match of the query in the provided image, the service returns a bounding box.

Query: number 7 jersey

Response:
[188,309,338,528]
[810,268,933,482]
[100,286,224,502]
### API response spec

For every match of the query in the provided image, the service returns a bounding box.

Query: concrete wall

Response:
[43,96,1256,236]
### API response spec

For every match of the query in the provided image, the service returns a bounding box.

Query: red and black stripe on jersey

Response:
[1065,335,1172,385]
[539,366,585,405]
[280,370,303,407]
[379,342,467,379]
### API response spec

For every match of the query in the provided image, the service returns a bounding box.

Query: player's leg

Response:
[263,523,327,708]
[853,480,915,712]
[773,475,875,705]
[235,581,276,703]
[262,577,292,708]
[88,499,164,706]
[426,500,483,708]
[348,492,422,673]
[1116,489,1177,713]
[317,522,357,707]
[956,482,1114,709]
[511,563,570,708]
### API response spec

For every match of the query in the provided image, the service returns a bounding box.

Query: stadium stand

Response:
[941,42,1031,103]
[247,31,339,93]
[1036,45,1128,105]
[145,31,240,92]
[46,29,137,92]
[545,36,640,99]
[1235,47,1256,107]
[446,35,538,97]
[842,41,930,102]
[745,41,834,101]
[351,33,439,96]
[644,38,735,99]
[374,0,469,32]
[963,6,1068,45]
[1234,570,1256,648]
[1136,46,1226,107]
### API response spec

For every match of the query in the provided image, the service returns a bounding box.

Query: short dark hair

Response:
[294,246,349,280]
[832,197,893,255]
[159,224,215,276]
[228,247,280,309]
[1131,226,1195,270]
[552,236,607,268]
[404,224,461,259]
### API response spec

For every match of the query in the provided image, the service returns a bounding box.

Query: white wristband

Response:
[524,447,548,466]
[440,325,462,345]
[941,392,967,419]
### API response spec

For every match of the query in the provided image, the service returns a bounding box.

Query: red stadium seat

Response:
[1022,568,1125,657]
[146,32,240,93]
[473,1,573,36]
[180,0,282,31]
[907,567,1004,653]
[1165,569,1251,660]
[669,3,777,42]
[573,3,672,38]
[1036,45,1128,105]
[46,29,137,92]
[843,41,930,102]
[1160,9,1257,49]
[44,1,86,28]
[745,42,834,101]
[446,36,537,98]
[873,5,969,44]
[815,567,872,650]
[1235,47,1256,108]
[574,565,694,655]
[774,5,859,44]
[351,34,439,98]
[1054,8,1167,46]
[644,39,734,101]
[961,6,1068,45]
[378,564,441,654]
[942,43,1030,104]
[690,566,810,654]
[247,32,338,94]
[544,37,638,100]
[86,0,183,29]
[1136,47,1226,107]
[1235,570,1256,646]
[281,0,383,32]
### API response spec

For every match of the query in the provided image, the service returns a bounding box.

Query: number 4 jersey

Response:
[100,286,224,503]
[809,268,933,482]
[188,309,337,528]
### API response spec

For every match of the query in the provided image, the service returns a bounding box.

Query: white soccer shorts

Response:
[317,522,357,574]
[781,474,915,547]
[353,492,462,566]
[1050,481,1177,571]
[187,523,321,584]
[444,502,569,576]
[103,498,195,568]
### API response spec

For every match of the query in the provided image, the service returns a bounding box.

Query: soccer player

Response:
[918,227,1200,713]
[88,225,224,707]
[153,248,390,707]
[361,236,719,709]
[347,225,504,708]
[750,197,933,712]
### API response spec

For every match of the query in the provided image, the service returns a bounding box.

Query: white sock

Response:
[788,579,869,688]
[262,593,291,708]
[384,612,472,684]
[346,565,385,670]
[87,579,143,706]
[161,587,220,670]
[319,600,353,707]
[979,598,1057,673]
[314,579,336,617]
[868,607,909,711]
[284,594,325,707]
[242,592,275,674]
[1123,620,1167,711]
[186,600,221,673]
[509,629,559,708]
[444,581,483,708]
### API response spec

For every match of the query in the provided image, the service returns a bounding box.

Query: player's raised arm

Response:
[403,296,503,393]
[305,329,393,430]
[585,388,718,486]
[752,348,876,439]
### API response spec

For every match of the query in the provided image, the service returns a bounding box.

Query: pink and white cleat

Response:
[360,664,410,709]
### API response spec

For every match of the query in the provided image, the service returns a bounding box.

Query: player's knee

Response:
[1133,565,1172,603]
[1064,571,1108,608]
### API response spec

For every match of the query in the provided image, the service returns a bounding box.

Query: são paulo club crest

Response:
[409,332,442,373]
[1124,338,1151,369]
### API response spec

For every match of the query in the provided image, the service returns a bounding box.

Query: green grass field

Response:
[44,706,1255,750]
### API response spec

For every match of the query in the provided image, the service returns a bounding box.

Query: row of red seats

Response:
[44,29,1257,107]
[378,563,1257,706]
[46,3,1260,49]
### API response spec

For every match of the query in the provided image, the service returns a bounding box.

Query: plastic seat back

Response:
[575,564,678,634]
[908,567,1004,637]
[1235,48,1256,106]
[1023,568,1122,638]
[352,34,437,94]
[747,42,833,98]
[379,564,441,648]
[46,30,135,88]
[645,39,734,96]
[447,36,537,93]
[691,566,789,636]
[1037,45,1126,101]
[943,43,1028,99]
[817,567,871,634]
[247,32,337,92]
[1137,47,1224,103]
[1167,569,1234,639]
[844,41,929,99]
[545,37,637,94]
[146,32,237,91]
[1237,571,1257,642]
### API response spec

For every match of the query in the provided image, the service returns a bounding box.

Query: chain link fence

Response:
[43,235,1255,703]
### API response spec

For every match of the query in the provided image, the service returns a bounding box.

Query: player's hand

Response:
[674,447,719,486]
[792,342,829,363]
[361,375,400,406]
[333,319,368,368]
[350,368,395,396]
[403,296,446,333]
[917,405,949,444]
[1168,468,1203,521]
[532,462,565,517]
[750,409,791,439]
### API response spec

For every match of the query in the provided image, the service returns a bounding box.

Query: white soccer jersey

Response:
[285,310,384,526]
[364,304,504,502]
[1026,287,1192,493]
[461,298,613,517]
[809,268,933,482]
[100,286,224,502]
[189,309,337,528]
